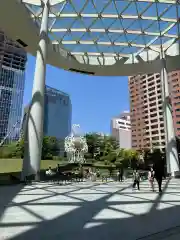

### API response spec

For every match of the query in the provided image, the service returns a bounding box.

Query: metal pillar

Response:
[21,0,49,181]
[161,58,180,177]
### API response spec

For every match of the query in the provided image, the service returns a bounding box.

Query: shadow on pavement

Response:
[0,184,23,219]
[0,179,180,240]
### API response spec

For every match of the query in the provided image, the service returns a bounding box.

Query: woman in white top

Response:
[148,167,155,191]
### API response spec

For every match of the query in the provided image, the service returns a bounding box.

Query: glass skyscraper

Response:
[44,85,72,141]
[22,85,72,154]
[0,31,27,144]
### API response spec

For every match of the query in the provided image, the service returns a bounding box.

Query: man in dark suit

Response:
[119,167,124,182]
[153,163,164,193]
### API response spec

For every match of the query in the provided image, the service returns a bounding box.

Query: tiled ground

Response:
[0,179,180,240]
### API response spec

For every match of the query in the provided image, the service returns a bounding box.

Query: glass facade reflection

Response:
[0,31,27,144]
[44,85,72,141]
[22,85,72,154]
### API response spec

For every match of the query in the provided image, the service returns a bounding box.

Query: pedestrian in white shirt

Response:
[148,167,155,192]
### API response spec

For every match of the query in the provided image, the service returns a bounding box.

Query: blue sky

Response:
[23,55,129,134]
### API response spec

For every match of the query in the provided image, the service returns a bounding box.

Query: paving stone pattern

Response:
[0,179,180,240]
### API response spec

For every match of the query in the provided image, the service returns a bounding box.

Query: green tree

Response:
[15,136,25,158]
[42,136,60,159]
[100,135,118,157]
[0,142,17,158]
[115,148,140,168]
[104,150,117,163]
[0,135,61,160]
[85,133,102,159]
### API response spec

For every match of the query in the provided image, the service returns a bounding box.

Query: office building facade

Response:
[0,30,26,144]
[44,85,72,140]
[168,71,180,138]
[111,111,131,149]
[22,86,72,154]
[129,71,180,151]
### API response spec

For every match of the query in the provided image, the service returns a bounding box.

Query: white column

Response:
[22,0,49,181]
[161,58,180,177]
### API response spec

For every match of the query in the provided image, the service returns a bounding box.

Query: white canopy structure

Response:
[1,0,180,75]
[0,0,179,179]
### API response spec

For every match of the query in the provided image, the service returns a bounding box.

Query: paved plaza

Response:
[0,179,180,240]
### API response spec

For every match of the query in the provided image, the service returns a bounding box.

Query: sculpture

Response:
[65,124,88,164]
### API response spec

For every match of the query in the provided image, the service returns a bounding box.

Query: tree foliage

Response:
[0,142,17,158]
[42,136,60,159]
[85,133,140,168]
[85,133,102,158]
[115,148,140,168]
[0,136,63,160]
[1,131,167,169]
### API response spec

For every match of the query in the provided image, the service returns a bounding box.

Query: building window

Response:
[118,121,125,124]
[174,96,180,100]
[172,73,178,77]
[173,84,179,88]
[173,90,180,94]
[175,102,180,106]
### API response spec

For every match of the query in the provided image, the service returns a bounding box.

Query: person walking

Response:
[117,169,123,182]
[154,164,164,193]
[119,167,124,182]
[148,167,155,191]
[116,170,120,182]
[96,169,100,178]
[132,169,140,190]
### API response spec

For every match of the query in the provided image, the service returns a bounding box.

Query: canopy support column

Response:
[161,58,180,177]
[22,0,49,181]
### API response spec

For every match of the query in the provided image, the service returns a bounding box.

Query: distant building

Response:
[0,30,27,144]
[22,85,72,154]
[111,111,131,149]
[44,85,72,141]
[129,71,180,151]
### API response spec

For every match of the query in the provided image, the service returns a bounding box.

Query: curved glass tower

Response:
[22,85,72,155]
[0,31,27,144]
[44,85,72,153]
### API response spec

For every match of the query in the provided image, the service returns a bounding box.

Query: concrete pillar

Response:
[161,58,180,177]
[22,0,49,181]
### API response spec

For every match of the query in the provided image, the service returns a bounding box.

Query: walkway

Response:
[0,179,180,240]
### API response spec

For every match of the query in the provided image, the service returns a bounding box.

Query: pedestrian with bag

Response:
[132,169,140,190]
